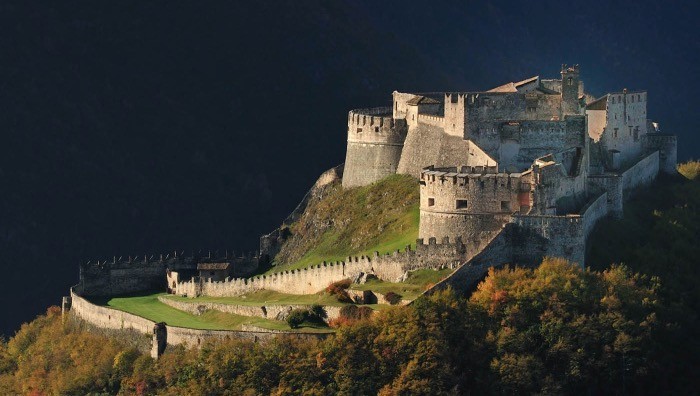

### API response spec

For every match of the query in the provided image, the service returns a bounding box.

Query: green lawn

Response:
[162,289,345,307]
[349,268,454,300]
[162,290,390,312]
[97,293,332,333]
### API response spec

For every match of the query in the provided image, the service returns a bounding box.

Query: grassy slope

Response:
[101,293,332,332]
[268,174,420,274]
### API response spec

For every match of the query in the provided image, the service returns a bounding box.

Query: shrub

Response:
[308,304,328,324]
[383,291,402,305]
[678,160,700,180]
[339,305,373,321]
[287,306,329,328]
[326,279,352,303]
[329,306,374,328]
[286,309,307,329]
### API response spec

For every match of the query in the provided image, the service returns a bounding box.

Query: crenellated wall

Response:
[342,107,408,188]
[80,252,259,297]
[175,238,469,297]
[426,191,611,294]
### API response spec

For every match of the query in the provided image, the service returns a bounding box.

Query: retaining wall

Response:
[71,288,155,333]
[157,296,343,321]
[69,287,331,354]
[621,151,659,195]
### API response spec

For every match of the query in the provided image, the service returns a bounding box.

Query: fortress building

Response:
[342,64,676,268]
[67,65,678,352]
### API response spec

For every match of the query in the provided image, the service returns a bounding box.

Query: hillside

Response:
[2,163,698,394]
[269,174,420,272]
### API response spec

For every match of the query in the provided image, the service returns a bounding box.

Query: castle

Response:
[341,64,676,270]
[66,64,677,353]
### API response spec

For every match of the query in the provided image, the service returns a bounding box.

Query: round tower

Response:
[342,108,408,188]
[418,166,524,254]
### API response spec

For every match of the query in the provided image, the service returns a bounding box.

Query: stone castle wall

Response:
[396,123,478,177]
[587,174,623,217]
[428,191,610,294]
[157,296,343,321]
[80,253,259,297]
[69,287,329,355]
[469,116,586,172]
[342,108,408,188]
[71,287,155,333]
[642,134,677,174]
[176,238,468,297]
[621,150,659,195]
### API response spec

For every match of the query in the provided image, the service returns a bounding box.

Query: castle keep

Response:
[67,64,677,351]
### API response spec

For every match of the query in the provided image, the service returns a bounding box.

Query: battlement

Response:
[82,250,260,271]
[174,237,469,297]
[561,64,580,74]
[417,113,444,127]
[80,250,261,297]
[347,108,406,144]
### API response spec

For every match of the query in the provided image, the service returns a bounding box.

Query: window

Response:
[456,199,468,209]
[613,128,619,138]
[611,97,615,104]
[631,95,635,103]
[428,198,435,207]
[356,127,362,133]
[501,201,510,211]
[374,126,380,133]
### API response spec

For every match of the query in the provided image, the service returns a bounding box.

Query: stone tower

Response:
[342,108,408,188]
[560,64,581,116]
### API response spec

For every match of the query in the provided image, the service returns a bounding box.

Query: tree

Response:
[470,258,662,394]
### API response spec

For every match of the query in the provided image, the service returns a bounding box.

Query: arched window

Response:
[567,77,573,86]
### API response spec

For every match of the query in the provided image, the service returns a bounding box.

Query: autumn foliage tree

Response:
[0,258,684,394]
[470,258,662,394]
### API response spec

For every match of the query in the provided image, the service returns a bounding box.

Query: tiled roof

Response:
[586,95,608,110]
[488,76,539,93]
[407,96,441,105]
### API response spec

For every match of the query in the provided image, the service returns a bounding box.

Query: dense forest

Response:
[1,163,697,395]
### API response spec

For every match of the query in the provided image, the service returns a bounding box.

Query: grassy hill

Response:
[268,174,419,273]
